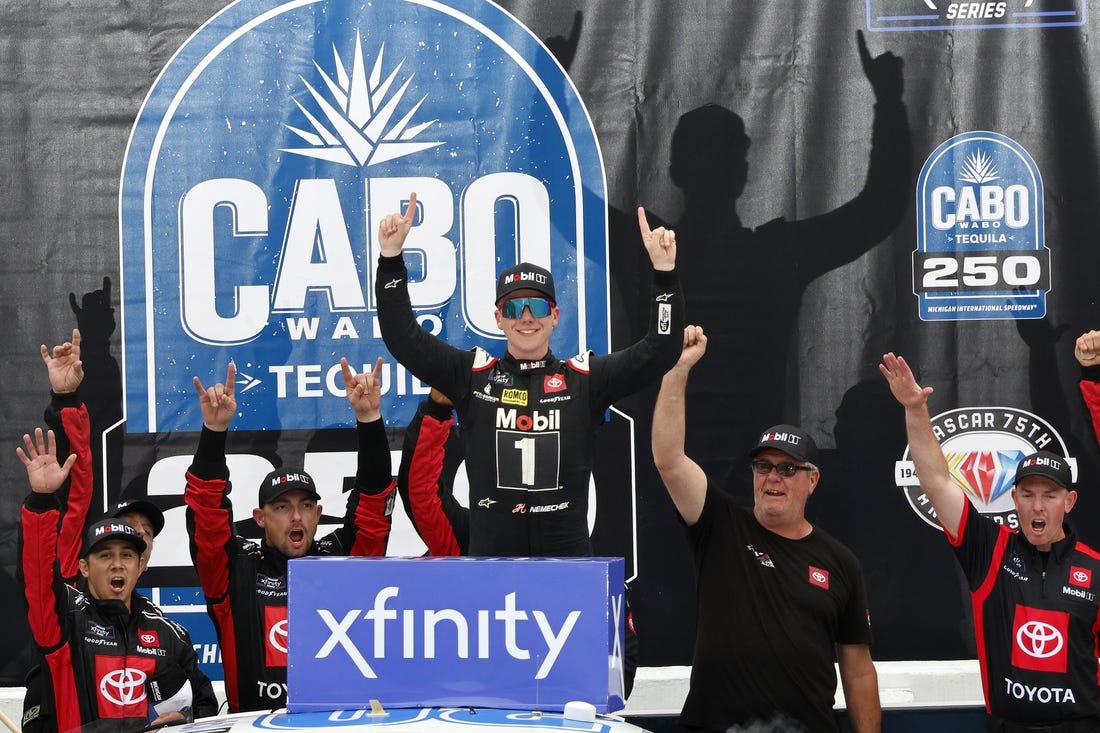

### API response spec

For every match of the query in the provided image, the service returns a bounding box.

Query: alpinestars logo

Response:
[284,32,442,167]
[893,406,1075,531]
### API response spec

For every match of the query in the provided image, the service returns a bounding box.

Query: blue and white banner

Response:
[120,0,609,433]
[286,557,626,713]
[914,131,1049,321]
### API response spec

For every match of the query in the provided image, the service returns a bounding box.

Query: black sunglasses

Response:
[751,459,814,477]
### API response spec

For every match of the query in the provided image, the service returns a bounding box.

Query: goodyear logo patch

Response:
[502,388,528,406]
[914,131,1050,321]
[119,0,609,433]
[867,0,1085,32]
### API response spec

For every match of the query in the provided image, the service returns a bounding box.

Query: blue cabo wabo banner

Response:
[119,0,610,433]
[913,130,1049,322]
[286,557,627,713]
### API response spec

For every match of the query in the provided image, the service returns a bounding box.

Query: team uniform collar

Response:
[502,350,556,373]
[1015,521,1076,562]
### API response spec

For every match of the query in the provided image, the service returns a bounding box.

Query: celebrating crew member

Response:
[22,329,169,733]
[653,326,880,733]
[19,428,217,732]
[376,193,683,556]
[881,352,1100,730]
[185,358,396,713]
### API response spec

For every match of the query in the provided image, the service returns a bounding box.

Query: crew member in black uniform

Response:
[185,357,396,712]
[882,351,1100,732]
[376,194,683,556]
[19,430,217,732]
[654,326,880,733]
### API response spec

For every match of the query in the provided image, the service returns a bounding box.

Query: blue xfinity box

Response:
[287,557,626,713]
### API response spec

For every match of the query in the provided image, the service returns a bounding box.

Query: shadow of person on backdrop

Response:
[824,376,972,659]
[666,31,912,489]
[69,276,123,503]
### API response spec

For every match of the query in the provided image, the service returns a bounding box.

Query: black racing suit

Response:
[184,419,395,713]
[398,396,640,696]
[377,253,683,556]
[20,491,217,732]
[948,500,1100,725]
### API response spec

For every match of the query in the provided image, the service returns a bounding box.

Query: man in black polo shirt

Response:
[882,351,1100,732]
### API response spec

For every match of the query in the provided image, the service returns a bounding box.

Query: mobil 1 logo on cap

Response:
[914,131,1049,321]
[120,0,608,434]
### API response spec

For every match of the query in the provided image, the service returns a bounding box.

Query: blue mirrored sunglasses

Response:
[500,297,553,319]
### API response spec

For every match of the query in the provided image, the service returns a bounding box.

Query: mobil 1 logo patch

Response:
[867,0,1086,32]
[119,0,608,434]
[914,131,1049,321]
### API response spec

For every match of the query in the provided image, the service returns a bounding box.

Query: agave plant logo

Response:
[283,31,443,167]
[958,150,999,184]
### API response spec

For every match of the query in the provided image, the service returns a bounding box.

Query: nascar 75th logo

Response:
[119,0,608,433]
[914,131,1050,321]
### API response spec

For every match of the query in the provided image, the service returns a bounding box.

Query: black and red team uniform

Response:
[681,480,872,733]
[377,254,683,557]
[946,499,1100,728]
[184,419,396,713]
[20,394,217,732]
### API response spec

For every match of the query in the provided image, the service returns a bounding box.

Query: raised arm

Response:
[652,326,709,524]
[185,363,239,601]
[39,330,93,582]
[879,353,965,537]
[375,193,474,403]
[18,428,77,654]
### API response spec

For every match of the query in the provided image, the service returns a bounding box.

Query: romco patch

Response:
[120,0,608,432]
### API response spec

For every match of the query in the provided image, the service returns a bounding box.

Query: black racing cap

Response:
[82,518,147,558]
[110,499,165,538]
[749,424,820,465]
[1015,451,1072,489]
[258,469,321,507]
[496,263,556,304]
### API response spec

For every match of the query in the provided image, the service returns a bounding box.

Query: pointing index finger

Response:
[403,192,418,224]
[856,29,872,70]
[637,206,652,238]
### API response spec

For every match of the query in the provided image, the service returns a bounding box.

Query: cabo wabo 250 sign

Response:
[894,406,1077,530]
[120,0,608,432]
